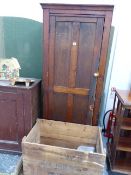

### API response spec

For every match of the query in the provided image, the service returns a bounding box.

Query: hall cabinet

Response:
[0,79,41,152]
[41,3,114,125]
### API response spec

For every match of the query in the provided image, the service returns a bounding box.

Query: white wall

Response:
[105,1,131,111]
[0,0,43,22]
[0,0,115,22]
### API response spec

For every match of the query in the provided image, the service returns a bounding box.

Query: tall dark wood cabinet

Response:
[0,79,41,152]
[41,3,114,125]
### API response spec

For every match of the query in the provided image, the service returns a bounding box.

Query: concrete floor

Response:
[0,151,21,175]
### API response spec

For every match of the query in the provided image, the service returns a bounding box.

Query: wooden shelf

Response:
[115,90,131,108]
[121,118,131,130]
[108,90,131,174]
[117,137,131,152]
[113,159,131,174]
[107,143,131,174]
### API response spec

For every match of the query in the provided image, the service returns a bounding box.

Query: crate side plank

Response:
[23,158,104,175]
[40,133,96,147]
[39,119,98,144]
[40,136,95,149]
[22,141,105,166]
[22,120,106,175]
[26,121,40,143]
[96,128,105,154]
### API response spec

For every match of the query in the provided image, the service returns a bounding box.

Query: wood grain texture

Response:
[113,158,131,175]
[54,86,89,96]
[39,119,98,145]
[0,79,41,152]
[66,22,80,122]
[117,137,131,152]
[22,119,106,175]
[107,90,131,174]
[40,3,114,11]
[56,17,97,23]
[115,89,131,108]
[41,3,114,125]
[43,9,50,118]
[48,16,55,119]
[121,117,131,130]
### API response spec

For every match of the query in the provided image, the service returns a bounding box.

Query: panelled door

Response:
[44,15,104,124]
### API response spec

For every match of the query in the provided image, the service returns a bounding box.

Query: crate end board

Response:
[22,119,106,175]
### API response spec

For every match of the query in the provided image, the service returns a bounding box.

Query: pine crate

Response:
[22,119,105,175]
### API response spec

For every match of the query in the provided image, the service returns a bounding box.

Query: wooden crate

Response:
[22,119,106,175]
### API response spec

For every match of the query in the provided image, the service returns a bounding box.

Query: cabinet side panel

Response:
[0,92,23,151]
[0,98,18,141]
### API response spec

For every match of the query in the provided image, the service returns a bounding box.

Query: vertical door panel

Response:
[73,95,89,124]
[49,19,73,120]
[73,22,96,124]
[73,19,104,124]
[52,93,67,121]
[76,23,96,88]
[54,22,72,86]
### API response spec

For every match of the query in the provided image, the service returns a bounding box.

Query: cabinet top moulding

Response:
[40,3,114,11]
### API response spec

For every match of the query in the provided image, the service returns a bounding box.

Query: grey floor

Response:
[0,151,21,174]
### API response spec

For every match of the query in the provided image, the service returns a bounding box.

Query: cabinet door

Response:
[44,16,104,124]
[0,92,24,151]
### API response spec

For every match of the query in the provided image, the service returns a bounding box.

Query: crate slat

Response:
[22,119,105,175]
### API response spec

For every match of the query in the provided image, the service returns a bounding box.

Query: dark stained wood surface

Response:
[43,9,50,119]
[0,92,23,151]
[117,137,131,152]
[53,86,89,96]
[121,117,131,130]
[92,11,114,125]
[41,3,114,11]
[0,79,41,152]
[41,3,114,125]
[107,89,131,174]
[115,89,131,108]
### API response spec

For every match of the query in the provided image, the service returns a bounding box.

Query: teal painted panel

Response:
[0,18,5,57]
[1,17,42,79]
